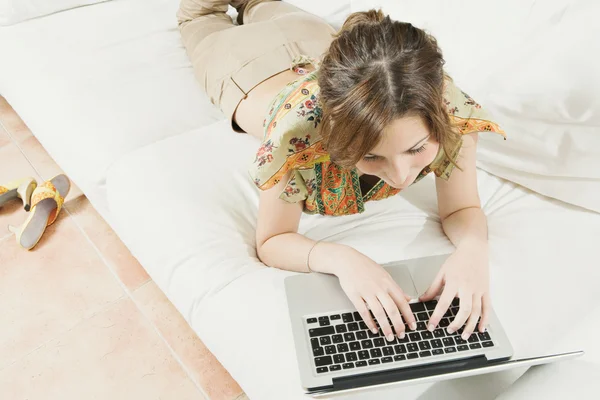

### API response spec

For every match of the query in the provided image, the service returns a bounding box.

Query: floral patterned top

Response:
[248,56,507,216]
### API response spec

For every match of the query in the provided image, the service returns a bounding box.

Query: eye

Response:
[407,144,427,155]
[362,155,381,163]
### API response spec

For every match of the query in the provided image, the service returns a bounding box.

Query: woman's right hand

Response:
[312,243,417,342]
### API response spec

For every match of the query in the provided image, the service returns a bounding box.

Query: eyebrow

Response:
[366,134,430,157]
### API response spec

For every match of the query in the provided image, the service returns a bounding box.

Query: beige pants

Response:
[177,0,336,132]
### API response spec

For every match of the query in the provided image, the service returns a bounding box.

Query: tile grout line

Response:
[65,207,215,400]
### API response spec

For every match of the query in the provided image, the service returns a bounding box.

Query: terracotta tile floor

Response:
[0,97,247,400]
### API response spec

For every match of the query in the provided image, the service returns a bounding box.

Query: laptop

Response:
[284,253,583,397]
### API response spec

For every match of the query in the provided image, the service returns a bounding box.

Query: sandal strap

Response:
[30,181,64,226]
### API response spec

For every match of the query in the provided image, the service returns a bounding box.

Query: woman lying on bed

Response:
[177,0,506,344]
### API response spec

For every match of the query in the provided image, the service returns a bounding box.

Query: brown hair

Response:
[317,8,462,169]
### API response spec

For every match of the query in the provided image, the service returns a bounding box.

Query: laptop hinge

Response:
[329,355,500,392]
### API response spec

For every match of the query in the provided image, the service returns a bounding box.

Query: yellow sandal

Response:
[0,177,37,211]
[8,174,70,250]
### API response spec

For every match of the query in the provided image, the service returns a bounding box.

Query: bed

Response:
[1,0,598,398]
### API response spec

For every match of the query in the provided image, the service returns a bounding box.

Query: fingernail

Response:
[462,333,469,340]
[372,328,378,334]
[447,327,454,334]
[387,334,394,341]
[427,324,435,332]
[399,332,405,339]
[410,322,417,330]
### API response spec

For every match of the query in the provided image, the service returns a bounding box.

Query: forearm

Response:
[257,233,346,275]
[441,207,488,249]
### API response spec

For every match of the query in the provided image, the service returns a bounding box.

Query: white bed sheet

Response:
[106,121,600,400]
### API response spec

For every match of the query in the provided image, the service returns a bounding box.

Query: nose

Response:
[389,157,410,187]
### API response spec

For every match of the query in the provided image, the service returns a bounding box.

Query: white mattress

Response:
[1,0,599,398]
[106,122,600,399]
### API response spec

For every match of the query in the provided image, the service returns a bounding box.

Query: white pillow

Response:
[0,0,110,26]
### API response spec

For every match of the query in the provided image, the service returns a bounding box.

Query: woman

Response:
[177,0,506,344]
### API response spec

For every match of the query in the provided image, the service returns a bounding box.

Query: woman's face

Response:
[355,115,440,189]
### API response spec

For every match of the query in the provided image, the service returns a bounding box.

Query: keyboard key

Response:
[331,314,341,320]
[342,313,354,323]
[320,336,331,346]
[356,361,367,367]
[332,334,344,344]
[482,341,494,348]
[319,316,330,322]
[419,341,431,350]
[468,335,479,343]
[432,349,444,355]
[398,335,410,343]
[325,345,336,355]
[450,306,460,315]
[407,343,419,352]
[309,326,335,338]
[315,356,333,366]
[410,302,426,312]
[333,354,345,364]
[311,338,320,349]
[394,344,407,354]
[451,298,460,307]
[478,332,491,341]
[317,366,328,373]
[383,346,394,356]
[342,363,354,369]
[359,321,368,330]
[431,339,443,349]
[307,317,317,324]
[409,332,422,342]
[407,353,419,359]
[349,341,361,351]
[416,322,427,331]
[421,331,434,340]
[382,356,393,363]
[424,300,438,311]
[361,340,374,349]
[444,347,457,353]
[439,318,450,328]
[313,347,324,356]
[348,322,359,331]
[370,348,383,358]
[335,325,347,334]
[346,352,358,361]
[319,320,330,326]
[457,345,469,351]
[353,312,362,321]
[443,309,453,318]
[329,364,341,371]
[369,359,381,365]
[344,332,356,342]
[416,312,429,321]
[419,351,432,357]
[373,338,385,347]
[358,350,370,360]
[469,343,482,350]
[356,331,367,340]
[368,330,380,338]
[434,329,446,338]
[394,354,407,361]
[454,337,467,345]
[337,343,349,353]
[442,337,455,347]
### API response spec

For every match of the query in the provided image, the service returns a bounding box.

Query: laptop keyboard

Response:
[306,299,495,374]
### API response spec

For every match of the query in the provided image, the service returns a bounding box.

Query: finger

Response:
[378,294,404,342]
[478,293,491,333]
[351,296,378,333]
[404,293,412,302]
[368,295,394,340]
[389,288,417,333]
[418,271,444,302]
[448,294,472,334]
[427,286,455,332]
[461,296,482,340]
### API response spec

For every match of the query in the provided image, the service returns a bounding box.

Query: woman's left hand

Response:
[418,242,490,340]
